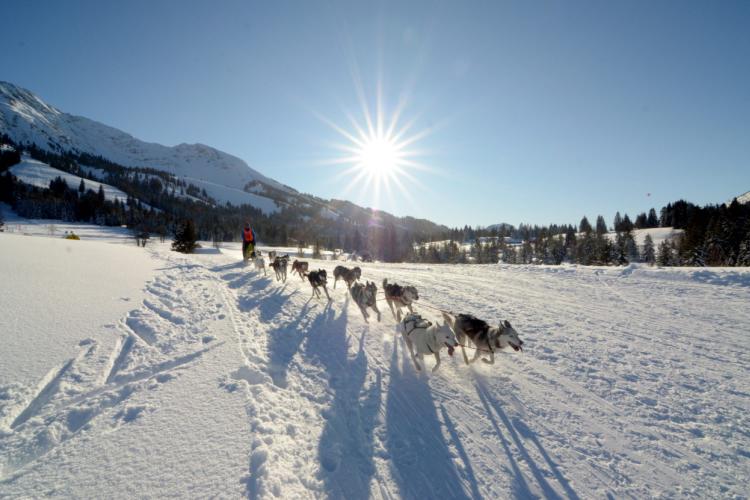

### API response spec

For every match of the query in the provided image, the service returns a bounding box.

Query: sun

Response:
[312,64,440,211]
[358,135,401,178]
[315,97,435,210]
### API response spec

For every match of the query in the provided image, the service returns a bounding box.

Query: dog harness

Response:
[403,315,432,337]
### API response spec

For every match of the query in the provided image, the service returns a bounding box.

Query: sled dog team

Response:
[250,252,524,373]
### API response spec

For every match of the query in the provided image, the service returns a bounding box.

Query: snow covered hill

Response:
[0,81,288,210]
[729,190,750,205]
[1,224,748,498]
[10,157,134,205]
[610,226,683,248]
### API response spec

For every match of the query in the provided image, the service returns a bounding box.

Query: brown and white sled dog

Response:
[349,281,380,323]
[382,279,419,321]
[292,260,309,280]
[442,312,523,365]
[401,313,458,372]
[307,269,331,301]
[253,250,267,276]
[333,265,361,289]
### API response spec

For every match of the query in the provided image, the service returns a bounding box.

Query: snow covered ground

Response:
[1,221,749,498]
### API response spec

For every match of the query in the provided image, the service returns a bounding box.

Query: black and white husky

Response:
[401,313,458,372]
[307,269,331,301]
[383,279,419,321]
[349,281,380,323]
[442,312,524,365]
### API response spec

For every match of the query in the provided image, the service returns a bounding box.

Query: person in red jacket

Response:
[242,222,256,261]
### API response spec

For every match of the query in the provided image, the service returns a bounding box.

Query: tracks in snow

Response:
[0,252,227,482]
[215,260,598,499]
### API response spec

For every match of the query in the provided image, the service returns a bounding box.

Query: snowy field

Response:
[1,221,749,498]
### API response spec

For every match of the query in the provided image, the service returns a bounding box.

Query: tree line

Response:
[2,135,747,266]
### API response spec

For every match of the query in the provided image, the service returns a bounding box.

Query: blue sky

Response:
[3,0,749,227]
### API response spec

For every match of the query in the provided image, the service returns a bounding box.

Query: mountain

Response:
[0,81,288,195]
[731,190,750,205]
[0,81,449,243]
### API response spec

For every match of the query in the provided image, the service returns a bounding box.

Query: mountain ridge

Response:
[0,81,291,198]
[0,80,450,236]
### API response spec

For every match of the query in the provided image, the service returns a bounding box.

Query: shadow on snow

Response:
[305,305,381,499]
[385,340,470,499]
[474,374,579,500]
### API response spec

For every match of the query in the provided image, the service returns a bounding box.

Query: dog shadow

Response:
[305,312,381,499]
[221,269,259,290]
[439,405,483,500]
[474,374,579,500]
[384,340,471,499]
[264,301,317,388]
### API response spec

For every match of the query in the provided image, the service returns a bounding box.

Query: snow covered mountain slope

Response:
[1,224,748,498]
[729,190,750,205]
[0,81,289,205]
[10,157,134,205]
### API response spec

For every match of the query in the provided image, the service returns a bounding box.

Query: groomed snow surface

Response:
[1,218,749,498]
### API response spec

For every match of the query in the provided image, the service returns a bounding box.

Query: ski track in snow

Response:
[1,239,749,498]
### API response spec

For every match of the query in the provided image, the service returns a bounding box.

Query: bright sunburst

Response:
[315,82,436,210]
[358,135,401,178]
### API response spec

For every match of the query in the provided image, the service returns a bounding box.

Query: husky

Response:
[292,260,309,280]
[307,269,331,301]
[333,266,362,289]
[268,250,277,261]
[253,250,266,276]
[333,266,347,289]
[401,313,458,373]
[382,279,419,321]
[271,255,289,283]
[442,312,524,365]
[349,281,380,323]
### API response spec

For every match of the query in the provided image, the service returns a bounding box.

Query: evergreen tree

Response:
[634,212,647,229]
[520,240,533,264]
[647,208,659,228]
[641,234,656,265]
[621,214,634,232]
[579,216,592,234]
[172,219,197,253]
[736,235,750,266]
[576,233,595,265]
[613,212,623,232]
[78,179,86,194]
[614,232,628,265]
[97,184,105,205]
[656,240,673,266]
[549,234,566,264]
[624,232,639,263]
[595,215,608,235]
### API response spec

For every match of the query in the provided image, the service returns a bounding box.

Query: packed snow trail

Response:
[1,231,749,498]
